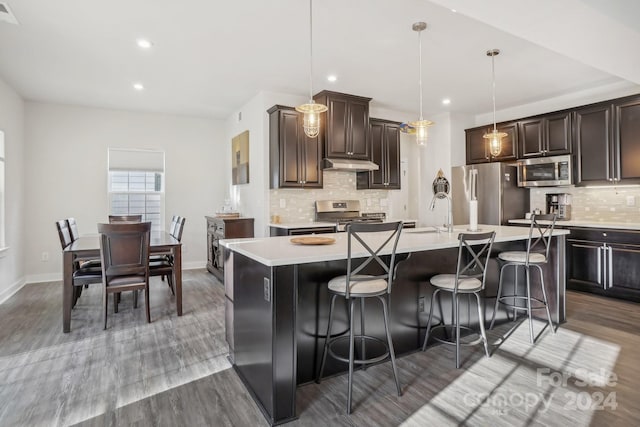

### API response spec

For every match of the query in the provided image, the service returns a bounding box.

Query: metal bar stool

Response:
[422,231,496,369]
[489,213,557,343]
[316,221,403,414]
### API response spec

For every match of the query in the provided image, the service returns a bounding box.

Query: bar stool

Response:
[422,231,496,369]
[489,213,557,343]
[316,221,403,414]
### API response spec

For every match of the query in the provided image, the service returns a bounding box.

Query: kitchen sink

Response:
[407,227,469,234]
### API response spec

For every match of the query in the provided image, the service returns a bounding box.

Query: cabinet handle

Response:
[607,246,613,289]
[597,246,602,286]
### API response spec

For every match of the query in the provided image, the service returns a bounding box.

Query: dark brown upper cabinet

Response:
[465,121,518,164]
[614,96,640,183]
[314,90,371,160]
[518,111,572,158]
[357,118,401,189]
[268,105,322,189]
[574,95,640,186]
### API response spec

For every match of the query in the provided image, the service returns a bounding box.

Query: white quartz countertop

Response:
[509,219,640,231]
[221,225,570,267]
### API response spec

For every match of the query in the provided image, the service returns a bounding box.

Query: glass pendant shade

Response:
[296,101,328,138]
[410,22,434,146]
[296,0,327,138]
[484,128,507,157]
[409,119,434,146]
[484,48,504,157]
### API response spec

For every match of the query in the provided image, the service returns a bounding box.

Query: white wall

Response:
[0,77,26,302]
[24,102,226,282]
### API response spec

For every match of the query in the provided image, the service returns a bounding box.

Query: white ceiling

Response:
[0,0,638,120]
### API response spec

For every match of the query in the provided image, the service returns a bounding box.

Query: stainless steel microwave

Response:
[517,154,572,187]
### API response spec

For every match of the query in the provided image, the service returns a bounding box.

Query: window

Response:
[0,131,5,253]
[108,148,165,230]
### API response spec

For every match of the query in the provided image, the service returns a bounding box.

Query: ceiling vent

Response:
[0,2,18,25]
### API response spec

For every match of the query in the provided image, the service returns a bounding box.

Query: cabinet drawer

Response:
[568,227,640,245]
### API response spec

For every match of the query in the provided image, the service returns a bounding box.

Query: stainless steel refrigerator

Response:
[451,163,529,226]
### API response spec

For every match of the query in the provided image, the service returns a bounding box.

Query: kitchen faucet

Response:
[429,192,453,233]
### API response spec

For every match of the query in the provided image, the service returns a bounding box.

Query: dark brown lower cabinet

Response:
[566,227,640,302]
[206,216,254,282]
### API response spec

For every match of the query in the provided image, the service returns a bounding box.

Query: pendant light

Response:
[408,22,434,146]
[483,49,507,157]
[295,0,327,138]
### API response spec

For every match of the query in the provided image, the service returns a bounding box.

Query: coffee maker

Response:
[546,193,572,220]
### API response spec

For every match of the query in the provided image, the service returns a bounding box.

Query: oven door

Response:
[517,155,572,187]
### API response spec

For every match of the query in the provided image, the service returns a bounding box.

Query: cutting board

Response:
[290,236,336,245]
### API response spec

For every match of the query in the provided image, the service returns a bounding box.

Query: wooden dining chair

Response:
[150,216,186,295]
[56,219,102,307]
[108,214,143,223]
[98,222,152,329]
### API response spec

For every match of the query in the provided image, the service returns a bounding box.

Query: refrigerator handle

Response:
[470,169,478,201]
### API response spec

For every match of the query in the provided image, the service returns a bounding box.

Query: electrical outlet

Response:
[263,277,271,302]
[626,196,636,207]
[41,251,49,262]
[279,199,286,208]
[182,244,188,253]
[418,296,425,312]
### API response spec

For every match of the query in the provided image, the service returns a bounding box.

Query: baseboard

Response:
[0,277,27,304]
[25,273,61,284]
[183,261,207,270]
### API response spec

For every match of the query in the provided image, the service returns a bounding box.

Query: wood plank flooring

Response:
[0,270,638,426]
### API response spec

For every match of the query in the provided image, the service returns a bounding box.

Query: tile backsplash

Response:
[269,171,391,223]
[530,186,640,222]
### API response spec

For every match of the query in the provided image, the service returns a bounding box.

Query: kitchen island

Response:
[221,225,569,425]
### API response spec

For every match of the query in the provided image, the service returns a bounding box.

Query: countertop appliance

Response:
[516,154,572,187]
[452,163,529,226]
[315,200,383,231]
[546,193,572,220]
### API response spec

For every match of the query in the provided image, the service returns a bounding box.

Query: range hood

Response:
[323,158,379,172]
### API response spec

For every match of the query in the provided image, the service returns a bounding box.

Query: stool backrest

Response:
[108,214,143,223]
[527,213,557,264]
[344,221,403,298]
[454,231,496,292]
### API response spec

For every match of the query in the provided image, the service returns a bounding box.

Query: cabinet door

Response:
[301,128,323,187]
[574,104,613,185]
[566,239,604,291]
[614,97,640,183]
[545,112,572,155]
[280,110,304,187]
[368,120,386,188]
[325,97,349,158]
[385,123,401,189]
[609,244,640,294]
[348,100,370,159]
[466,127,489,164]
[518,118,544,157]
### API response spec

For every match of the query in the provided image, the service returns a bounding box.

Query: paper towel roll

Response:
[469,200,478,231]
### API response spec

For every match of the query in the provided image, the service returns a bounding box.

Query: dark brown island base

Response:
[221,225,569,425]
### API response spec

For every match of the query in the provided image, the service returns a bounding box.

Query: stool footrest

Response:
[497,295,548,310]
[429,324,484,347]
[327,335,389,365]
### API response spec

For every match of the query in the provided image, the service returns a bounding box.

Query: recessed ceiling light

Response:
[442,98,451,105]
[327,75,337,82]
[133,83,144,91]
[451,9,457,13]
[136,38,153,49]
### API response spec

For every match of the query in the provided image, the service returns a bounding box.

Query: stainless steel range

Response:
[315,200,384,231]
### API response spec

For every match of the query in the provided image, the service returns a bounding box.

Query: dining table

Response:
[62,231,182,333]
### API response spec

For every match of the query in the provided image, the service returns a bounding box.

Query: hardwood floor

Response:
[0,271,637,426]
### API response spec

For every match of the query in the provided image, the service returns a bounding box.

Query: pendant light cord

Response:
[418,29,423,120]
[308,0,313,101]
[491,53,497,133]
